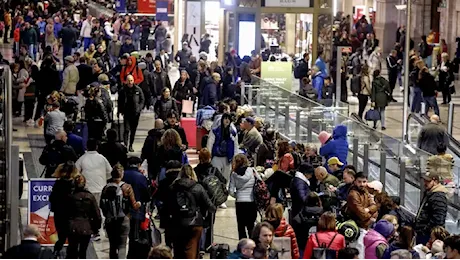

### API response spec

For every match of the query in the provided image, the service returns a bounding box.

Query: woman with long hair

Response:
[382,226,420,259]
[157,129,184,181]
[276,140,294,173]
[172,70,193,115]
[167,164,216,259]
[84,86,108,140]
[358,64,371,119]
[49,161,79,256]
[251,222,278,259]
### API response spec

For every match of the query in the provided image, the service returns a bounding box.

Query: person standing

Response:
[118,75,145,152]
[4,10,11,44]
[371,70,391,130]
[61,56,79,96]
[98,129,128,167]
[419,66,440,116]
[22,22,37,61]
[417,115,449,155]
[67,174,102,259]
[3,225,53,259]
[358,64,371,119]
[154,21,167,53]
[60,22,77,58]
[151,59,172,100]
[80,16,93,51]
[386,50,401,102]
[84,87,108,141]
[439,52,454,104]
[43,101,66,144]
[172,70,194,114]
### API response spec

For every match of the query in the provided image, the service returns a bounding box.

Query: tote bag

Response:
[182,99,194,114]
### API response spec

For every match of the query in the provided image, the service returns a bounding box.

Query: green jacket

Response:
[371,76,390,108]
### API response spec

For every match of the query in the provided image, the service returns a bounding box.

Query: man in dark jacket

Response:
[151,59,172,97]
[386,50,400,102]
[119,37,136,57]
[118,75,145,152]
[175,42,191,69]
[200,72,220,107]
[141,119,165,180]
[417,115,448,155]
[4,225,53,259]
[60,22,77,58]
[419,67,439,116]
[39,130,78,178]
[164,111,188,149]
[186,56,199,90]
[77,57,93,92]
[98,129,128,167]
[63,120,85,157]
[122,156,151,259]
[22,22,38,60]
[290,163,314,217]
[295,53,309,80]
[415,171,448,245]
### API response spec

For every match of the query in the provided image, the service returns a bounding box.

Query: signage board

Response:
[156,0,169,21]
[264,0,311,8]
[261,62,293,91]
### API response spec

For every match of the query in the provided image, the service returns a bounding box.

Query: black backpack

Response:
[291,152,302,170]
[174,184,202,227]
[100,182,129,221]
[201,167,228,206]
[322,84,334,100]
[312,233,338,259]
[294,64,303,79]
[39,144,62,169]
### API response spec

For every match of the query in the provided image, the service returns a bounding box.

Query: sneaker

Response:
[381,127,386,131]
[218,203,227,209]
[26,119,34,126]
[129,146,134,152]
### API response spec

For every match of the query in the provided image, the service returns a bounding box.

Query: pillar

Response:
[374,0,399,54]
[410,0,431,42]
[285,14,296,55]
[439,0,459,58]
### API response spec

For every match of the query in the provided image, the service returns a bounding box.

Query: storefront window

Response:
[318,0,331,8]
[205,1,220,61]
[260,13,313,60]
[238,0,258,7]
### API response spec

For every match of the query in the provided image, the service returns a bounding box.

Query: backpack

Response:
[174,184,202,227]
[322,84,333,100]
[209,243,230,259]
[337,219,359,243]
[39,144,62,169]
[312,233,338,259]
[252,170,270,214]
[273,226,292,259]
[291,152,302,170]
[202,167,228,206]
[292,210,320,237]
[294,64,304,79]
[100,182,128,221]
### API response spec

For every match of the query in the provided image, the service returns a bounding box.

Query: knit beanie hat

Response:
[318,131,331,145]
[374,220,395,239]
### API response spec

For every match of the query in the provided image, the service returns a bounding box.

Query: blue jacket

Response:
[131,25,141,41]
[66,132,85,157]
[290,171,311,217]
[212,125,237,162]
[320,125,348,171]
[315,57,327,76]
[201,79,218,107]
[54,22,62,38]
[337,183,351,202]
[312,72,325,100]
[122,168,150,219]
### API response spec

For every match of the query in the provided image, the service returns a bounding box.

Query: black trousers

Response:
[88,120,105,142]
[24,99,35,121]
[357,94,369,119]
[235,202,257,240]
[34,97,46,120]
[441,83,452,103]
[66,234,91,259]
[54,215,69,254]
[123,113,140,147]
[389,73,398,99]
[3,25,9,42]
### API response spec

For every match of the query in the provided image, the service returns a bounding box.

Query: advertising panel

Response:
[261,62,293,91]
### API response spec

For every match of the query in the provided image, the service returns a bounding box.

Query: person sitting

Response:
[327,157,344,180]
[3,225,53,259]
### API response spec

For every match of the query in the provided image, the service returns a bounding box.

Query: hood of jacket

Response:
[364,229,389,258]
[304,206,323,216]
[332,125,347,140]
[233,166,253,181]
[429,183,448,194]
[173,177,196,190]
[312,71,325,79]
[125,56,137,72]
[295,171,310,186]
[274,218,290,237]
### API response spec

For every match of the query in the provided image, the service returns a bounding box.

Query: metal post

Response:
[8,145,19,248]
[402,0,412,143]
[380,152,387,191]
[307,116,313,142]
[448,102,454,135]
[335,47,342,107]
[399,160,406,206]
[353,138,359,167]
[363,143,369,175]
[295,110,301,141]
[265,95,270,123]
[248,85,253,106]
[274,100,279,130]
[256,90,261,115]
[284,105,290,135]
[240,83,245,105]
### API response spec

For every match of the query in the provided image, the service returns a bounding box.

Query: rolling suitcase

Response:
[111,116,125,143]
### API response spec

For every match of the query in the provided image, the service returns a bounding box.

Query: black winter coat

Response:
[141,129,165,178]
[172,78,193,102]
[194,162,227,184]
[98,141,128,167]
[84,98,108,123]
[77,64,93,91]
[39,140,78,178]
[157,144,183,168]
[4,240,53,259]
[118,85,145,115]
[414,184,448,236]
[68,188,102,236]
[154,97,178,121]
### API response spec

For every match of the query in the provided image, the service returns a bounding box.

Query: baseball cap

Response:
[327,157,343,166]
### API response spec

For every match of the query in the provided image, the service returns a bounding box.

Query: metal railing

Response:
[241,77,460,234]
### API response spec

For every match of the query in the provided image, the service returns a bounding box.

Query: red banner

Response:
[138,0,155,13]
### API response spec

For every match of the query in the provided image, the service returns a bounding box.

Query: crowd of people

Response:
[0,2,459,260]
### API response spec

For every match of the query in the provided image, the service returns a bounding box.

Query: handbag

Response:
[365,108,381,121]
[182,99,194,114]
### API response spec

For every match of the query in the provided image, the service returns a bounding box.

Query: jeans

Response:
[63,44,73,58]
[109,55,118,67]
[172,226,203,259]
[83,37,92,51]
[357,94,369,119]
[106,216,130,259]
[411,87,423,113]
[156,38,164,53]
[66,234,91,259]
[424,96,439,116]
[235,202,257,240]
[397,71,403,87]
[123,113,140,147]
[28,44,35,61]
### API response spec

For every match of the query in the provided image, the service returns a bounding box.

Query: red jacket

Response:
[303,231,346,259]
[274,218,300,259]
[120,56,144,85]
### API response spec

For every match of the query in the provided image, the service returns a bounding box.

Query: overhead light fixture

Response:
[395,4,407,10]
[223,0,233,6]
